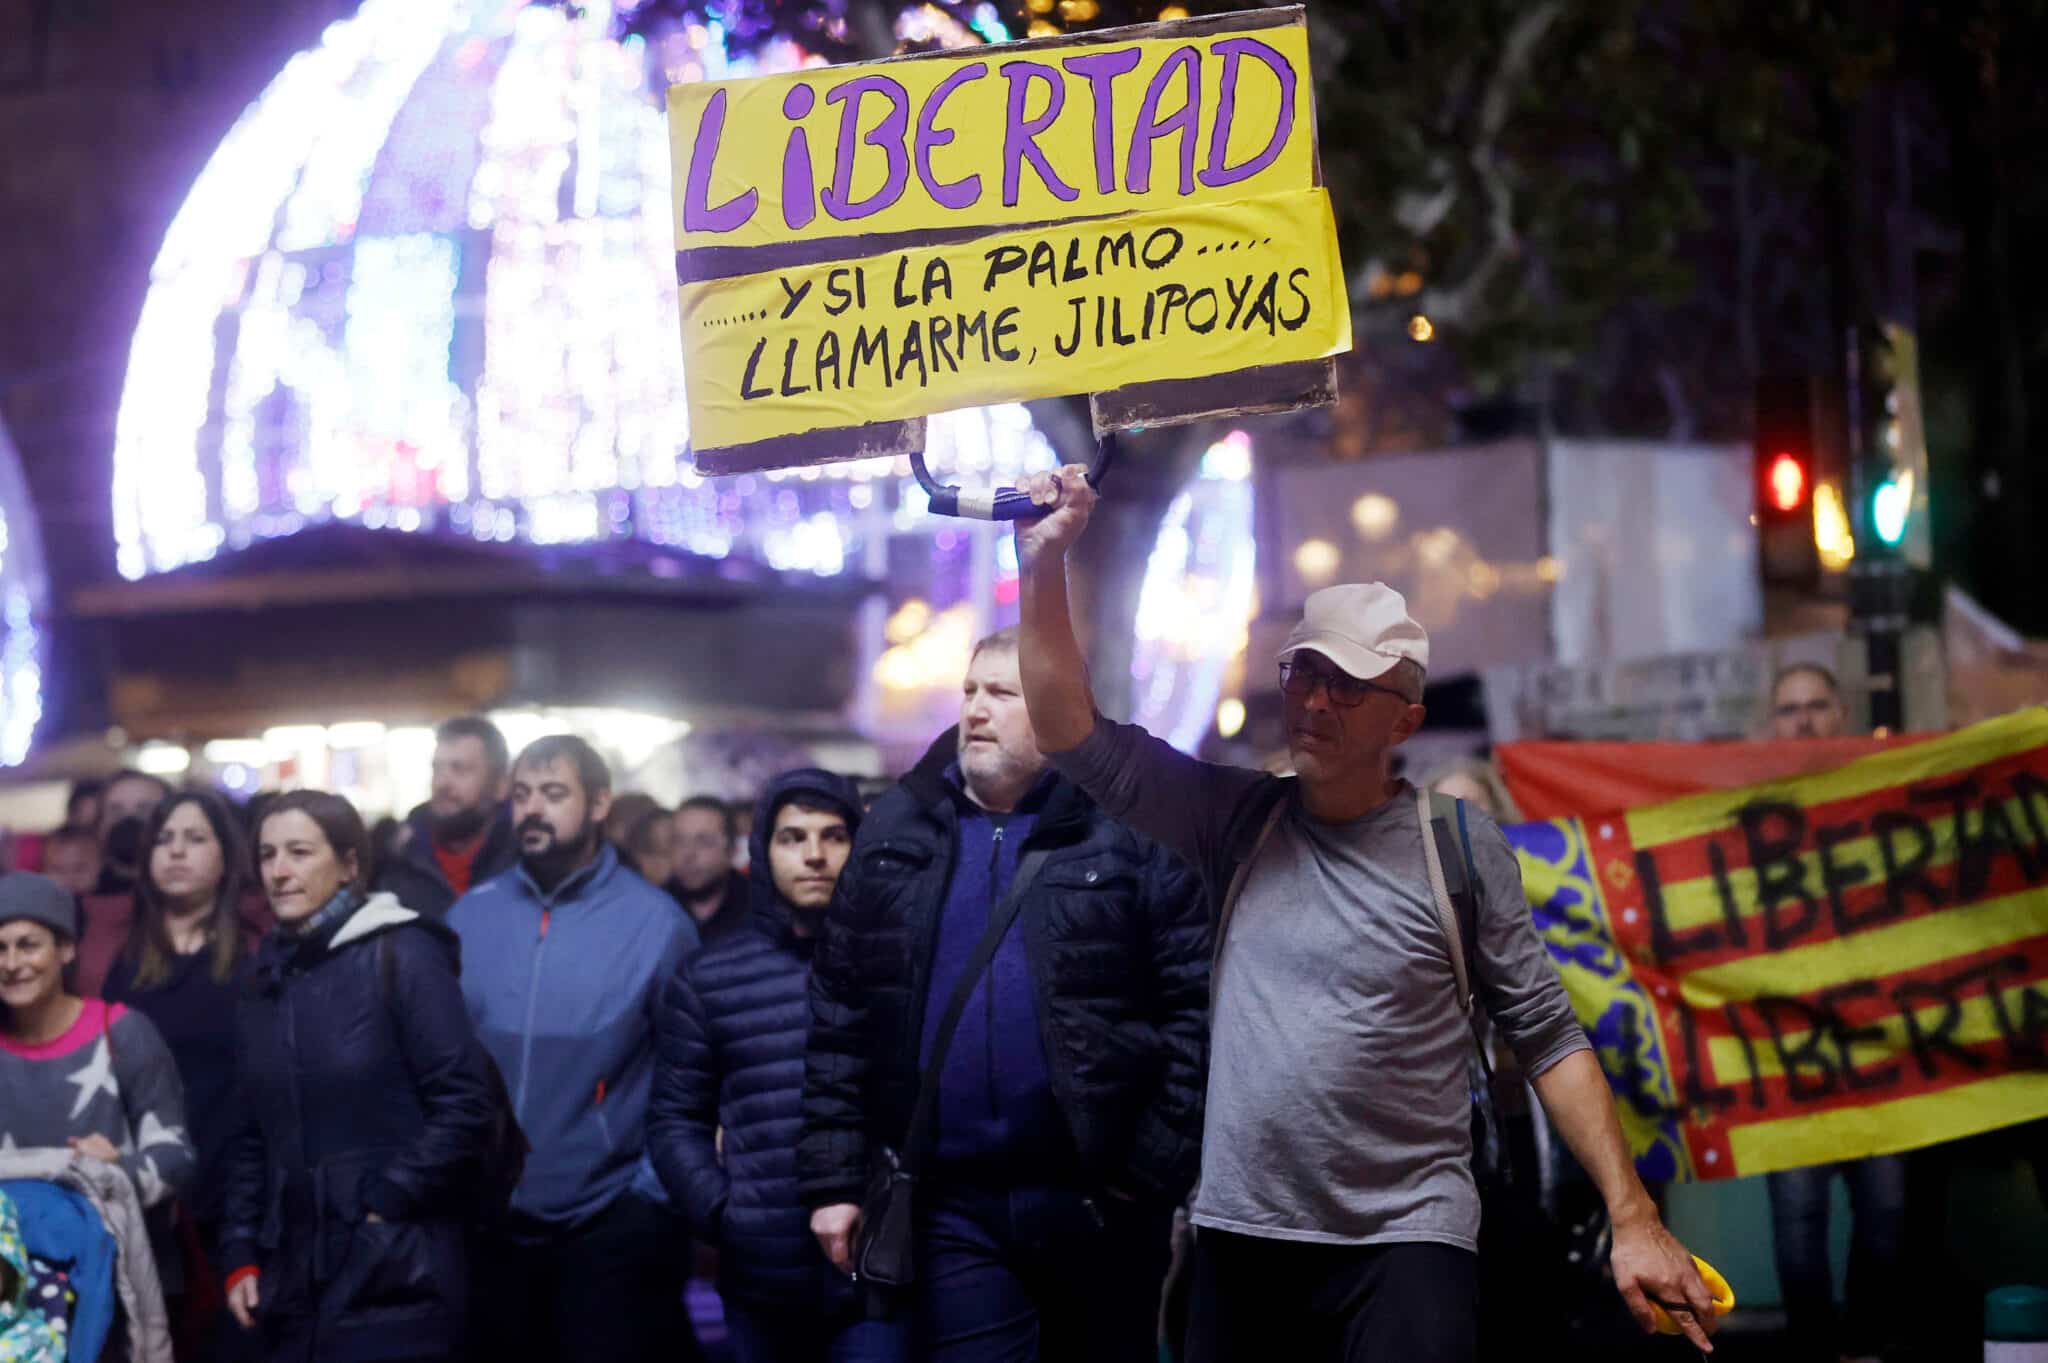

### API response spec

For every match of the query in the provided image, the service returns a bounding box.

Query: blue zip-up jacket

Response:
[916,768,1073,1176]
[448,844,697,1229]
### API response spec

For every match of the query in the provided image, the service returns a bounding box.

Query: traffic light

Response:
[1754,376,1819,586]
[1871,472,1911,547]
[1766,450,1807,515]
[1849,322,1930,568]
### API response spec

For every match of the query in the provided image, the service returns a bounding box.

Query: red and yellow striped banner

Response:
[1504,708,2048,1181]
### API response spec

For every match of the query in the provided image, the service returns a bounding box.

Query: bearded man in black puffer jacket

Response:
[650,768,907,1363]
[799,628,1210,1363]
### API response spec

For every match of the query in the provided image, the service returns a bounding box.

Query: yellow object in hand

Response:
[1651,1256,1735,1335]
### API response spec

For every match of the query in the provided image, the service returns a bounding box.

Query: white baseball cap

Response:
[1277,583,1429,683]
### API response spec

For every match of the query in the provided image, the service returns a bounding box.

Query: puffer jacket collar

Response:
[901,726,1096,846]
[253,891,438,995]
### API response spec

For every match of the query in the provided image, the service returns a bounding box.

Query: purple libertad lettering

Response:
[1200,35,1297,189]
[1127,46,1201,196]
[1000,61,1079,207]
[781,83,818,230]
[1060,48,1142,195]
[682,88,758,234]
[915,62,987,210]
[822,75,912,222]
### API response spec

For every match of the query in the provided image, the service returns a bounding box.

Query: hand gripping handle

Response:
[913,433,1117,520]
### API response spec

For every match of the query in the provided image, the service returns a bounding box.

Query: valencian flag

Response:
[1503,708,2048,1183]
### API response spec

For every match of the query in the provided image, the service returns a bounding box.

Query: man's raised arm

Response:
[1014,464,1103,754]
[1015,464,1266,873]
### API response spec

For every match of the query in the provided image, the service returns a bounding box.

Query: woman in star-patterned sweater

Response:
[0,872,195,1210]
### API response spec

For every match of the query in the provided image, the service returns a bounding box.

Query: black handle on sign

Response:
[913,433,1117,521]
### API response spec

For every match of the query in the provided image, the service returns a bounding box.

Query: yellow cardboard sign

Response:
[677,188,1350,451]
[668,22,1314,249]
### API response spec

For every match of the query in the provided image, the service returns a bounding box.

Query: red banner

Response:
[1497,735,1916,821]
[1507,710,2048,1180]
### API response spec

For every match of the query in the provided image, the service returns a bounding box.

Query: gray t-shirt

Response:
[1052,716,1589,1249]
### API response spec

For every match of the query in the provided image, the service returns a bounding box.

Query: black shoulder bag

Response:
[853,848,1051,1288]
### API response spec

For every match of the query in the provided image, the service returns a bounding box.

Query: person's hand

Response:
[1014,463,1099,566]
[68,1134,121,1164]
[365,1212,384,1223]
[1609,1213,1719,1352]
[810,1203,863,1276]
[227,1274,261,1330]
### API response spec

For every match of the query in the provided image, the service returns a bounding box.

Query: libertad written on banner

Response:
[1504,709,2048,1183]
[665,9,1349,467]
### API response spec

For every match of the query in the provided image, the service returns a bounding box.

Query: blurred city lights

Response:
[136,743,192,776]
[1350,493,1399,542]
[1133,433,1257,752]
[0,418,44,768]
[1813,481,1855,570]
[326,721,389,748]
[111,0,1055,586]
[1293,538,1340,583]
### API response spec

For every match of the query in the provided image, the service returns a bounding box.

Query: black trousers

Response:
[1185,1232,1478,1363]
[469,1194,703,1363]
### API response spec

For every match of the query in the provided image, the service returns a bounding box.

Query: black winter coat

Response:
[220,893,497,1363]
[798,731,1210,1212]
[372,805,517,920]
[650,768,863,1315]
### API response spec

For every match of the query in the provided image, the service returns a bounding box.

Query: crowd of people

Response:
[9,485,1892,1363]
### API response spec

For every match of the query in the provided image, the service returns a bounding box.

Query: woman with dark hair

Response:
[104,789,269,1351]
[221,790,497,1363]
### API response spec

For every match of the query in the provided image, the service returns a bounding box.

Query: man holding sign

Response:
[1009,467,1720,1360]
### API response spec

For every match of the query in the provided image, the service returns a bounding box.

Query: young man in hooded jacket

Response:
[651,769,906,1363]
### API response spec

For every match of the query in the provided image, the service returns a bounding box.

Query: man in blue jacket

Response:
[802,629,1210,1363]
[652,768,906,1363]
[448,735,700,1363]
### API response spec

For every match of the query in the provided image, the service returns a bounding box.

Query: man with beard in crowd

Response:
[670,796,750,946]
[801,630,1208,1363]
[652,769,906,1363]
[376,715,518,918]
[448,735,702,1363]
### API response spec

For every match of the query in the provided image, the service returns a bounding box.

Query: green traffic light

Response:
[1871,476,1909,546]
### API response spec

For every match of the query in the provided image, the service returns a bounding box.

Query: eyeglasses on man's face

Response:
[1278,659,1413,710]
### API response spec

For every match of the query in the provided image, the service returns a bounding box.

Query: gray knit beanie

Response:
[0,872,79,942]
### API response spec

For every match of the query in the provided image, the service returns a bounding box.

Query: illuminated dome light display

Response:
[1130,430,1257,753]
[0,415,47,766]
[111,0,1047,583]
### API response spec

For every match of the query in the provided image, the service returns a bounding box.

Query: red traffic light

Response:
[1767,451,1807,514]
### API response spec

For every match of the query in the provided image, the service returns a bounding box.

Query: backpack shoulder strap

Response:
[1419,788,1481,1015]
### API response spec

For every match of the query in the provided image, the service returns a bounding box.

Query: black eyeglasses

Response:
[1278,660,1413,709]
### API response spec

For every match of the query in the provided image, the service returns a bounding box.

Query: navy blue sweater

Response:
[916,769,1073,1177]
